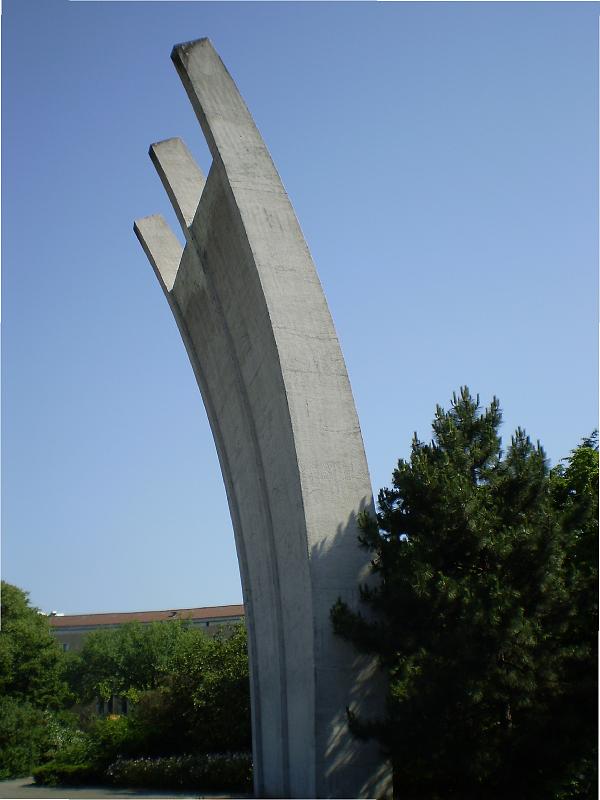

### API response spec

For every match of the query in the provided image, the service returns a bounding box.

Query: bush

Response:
[87,714,140,765]
[0,699,93,780]
[106,752,252,792]
[0,697,48,778]
[32,715,141,788]
[40,710,91,765]
[33,750,253,792]
[32,761,101,786]
[167,625,251,753]
[123,687,184,757]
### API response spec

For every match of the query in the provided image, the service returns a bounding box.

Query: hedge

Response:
[107,752,253,792]
[32,761,102,786]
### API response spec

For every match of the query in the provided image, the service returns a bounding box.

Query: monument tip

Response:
[148,138,180,159]
[170,37,212,63]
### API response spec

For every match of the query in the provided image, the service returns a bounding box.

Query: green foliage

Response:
[62,619,251,778]
[332,389,598,800]
[0,582,69,708]
[119,686,178,757]
[114,624,251,757]
[167,624,251,753]
[32,711,148,786]
[34,751,249,792]
[0,583,74,779]
[32,761,101,786]
[0,697,48,779]
[87,715,141,767]
[1,582,251,790]
[66,619,251,760]
[38,709,91,766]
[31,715,143,787]
[551,429,598,637]
[106,752,252,793]
[0,701,87,780]
[68,619,190,703]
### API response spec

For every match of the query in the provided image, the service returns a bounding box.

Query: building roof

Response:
[48,604,245,629]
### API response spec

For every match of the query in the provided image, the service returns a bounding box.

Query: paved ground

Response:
[0,778,251,800]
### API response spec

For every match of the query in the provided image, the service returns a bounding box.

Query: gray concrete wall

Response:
[134,39,391,799]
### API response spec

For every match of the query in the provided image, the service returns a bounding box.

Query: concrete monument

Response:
[134,39,391,799]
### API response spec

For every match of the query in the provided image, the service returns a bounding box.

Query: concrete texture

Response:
[0,777,246,799]
[134,38,392,799]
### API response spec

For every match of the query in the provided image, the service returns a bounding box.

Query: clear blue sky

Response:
[3,1,598,615]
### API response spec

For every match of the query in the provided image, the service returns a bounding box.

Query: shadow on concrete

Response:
[309,505,392,798]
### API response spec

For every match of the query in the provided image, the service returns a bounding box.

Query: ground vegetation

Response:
[37,622,250,789]
[0,583,251,790]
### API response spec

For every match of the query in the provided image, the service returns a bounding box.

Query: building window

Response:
[62,643,70,652]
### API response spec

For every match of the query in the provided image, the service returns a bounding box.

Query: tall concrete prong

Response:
[134,215,182,294]
[149,138,206,238]
[134,38,392,800]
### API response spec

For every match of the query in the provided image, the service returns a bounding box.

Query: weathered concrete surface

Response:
[134,38,391,799]
[0,777,245,799]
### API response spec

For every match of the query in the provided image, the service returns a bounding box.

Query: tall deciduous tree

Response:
[0,582,72,778]
[0,581,68,708]
[67,620,251,757]
[332,390,597,800]
[69,620,190,703]
[167,624,251,753]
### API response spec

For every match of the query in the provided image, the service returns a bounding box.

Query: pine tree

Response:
[331,389,597,800]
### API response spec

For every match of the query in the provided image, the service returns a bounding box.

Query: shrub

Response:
[0,697,48,779]
[167,625,251,753]
[33,715,141,787]
[40,710,91,765]
[32,761,101,786]
[87,714,141,766]
[107,752,252,792]
[0,699,93,780]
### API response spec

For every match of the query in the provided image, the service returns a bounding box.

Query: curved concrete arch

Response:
[134,39,391,799]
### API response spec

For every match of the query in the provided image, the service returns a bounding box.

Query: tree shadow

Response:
[308,504,392,799]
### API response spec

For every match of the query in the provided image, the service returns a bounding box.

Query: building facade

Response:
[48,604,245,652]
